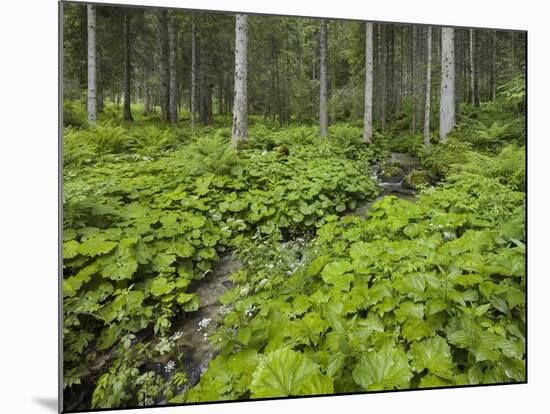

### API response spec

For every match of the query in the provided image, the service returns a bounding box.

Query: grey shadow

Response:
[33,398,58,412]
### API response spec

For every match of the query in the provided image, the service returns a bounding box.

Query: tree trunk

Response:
[319,19,328,138]
[469,29,475,105]
[440,27,456,141]
[388,26,395,117]
[380,24,387,132]
[473,30,480,107]
[490,30,497,101]
[168,15,178,125]
[87,5,97,125]
[191,15,197,132]
[231,14,248,147]
[363,23,374,143]
[423,26,432,147]
[123,10,133,121]
[411,26,417,132]
[143,63,151,115]
[158,10,170,123]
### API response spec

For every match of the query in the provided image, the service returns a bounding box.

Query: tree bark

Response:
[469,29,475,105]
[411,26,417,132]
[380,24,387,132]
[490,30,497,101]
[123,10,133,121]
[440,27,456,141]
[363,23,374,143]
[158,10,170,123]
[473,30,480,107]
[168,15,178,125]
[319,19,328,138]
[423,26,432,147]
[87,5,97,125]
[143,63,151,115]
[191,15,197,132]
[231,14,248,147]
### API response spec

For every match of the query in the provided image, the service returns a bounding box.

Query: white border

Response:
[0,1,547,413]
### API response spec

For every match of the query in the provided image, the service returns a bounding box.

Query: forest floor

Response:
[62,103,525,410]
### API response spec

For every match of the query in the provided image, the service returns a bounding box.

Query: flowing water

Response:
[155,151,420,398]
[154,252,241,396]
[347,151,418,217]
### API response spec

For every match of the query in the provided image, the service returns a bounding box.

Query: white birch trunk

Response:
[363,22,374,143]
[319,19,328,138]
[411,26,417,132]
[87,5,97,125]
[469,29,475,105]
[123,11,133,121]
[169,16,178,125]
[423,26,432,147]
[440,27,455,141]
[231,14,248,147]
[191,16,196,133]
[158,11,169,123]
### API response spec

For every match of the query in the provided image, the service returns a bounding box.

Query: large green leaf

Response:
[306,255,331,277]
[79,237,118,257]
[101,257,138,281]
[321,260,354,291]
[63,240,80,259]
[150,276,175,297]
[352,342,412,391]
[409,336,454,375]
[250,347,333,398]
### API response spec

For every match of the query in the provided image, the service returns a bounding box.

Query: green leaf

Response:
[474,303,491,317]
[349,242,369,259]
[401,318,434,342]
[177,293,199,312]
[365,282,393,306]
[506,288,525,310]
[409,336,454,375]
[150,277,175,297]
[228,199,248,212]
[64,240,80,259]
[352,342,412,390]
[173,240,195,258]
[321,260,354,291]
[394,301,424,322]
[419,374,451,388]
[101,257,138,281]
[250,348,332,398]
[237,327,252,345]
[326,353,345,377]
[79,237,118,257]
[306,255,331,277]
[425,298,448,316]
[96,325,121,351]
[202,232,219,247]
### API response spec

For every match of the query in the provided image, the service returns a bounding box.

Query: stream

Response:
[67,151,419,409]
[153,152,420,402]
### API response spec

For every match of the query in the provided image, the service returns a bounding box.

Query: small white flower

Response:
[197,318,212,332]
[245,304,256,318]
[164,360,176,373]
[443,231,456,241]
[258,278,269,287]
[240,287,250,296]
[170,331,183,342]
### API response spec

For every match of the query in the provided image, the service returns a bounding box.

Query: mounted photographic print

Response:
[60,1,526,411]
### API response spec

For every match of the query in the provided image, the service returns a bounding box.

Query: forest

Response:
[62,2,526,411]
